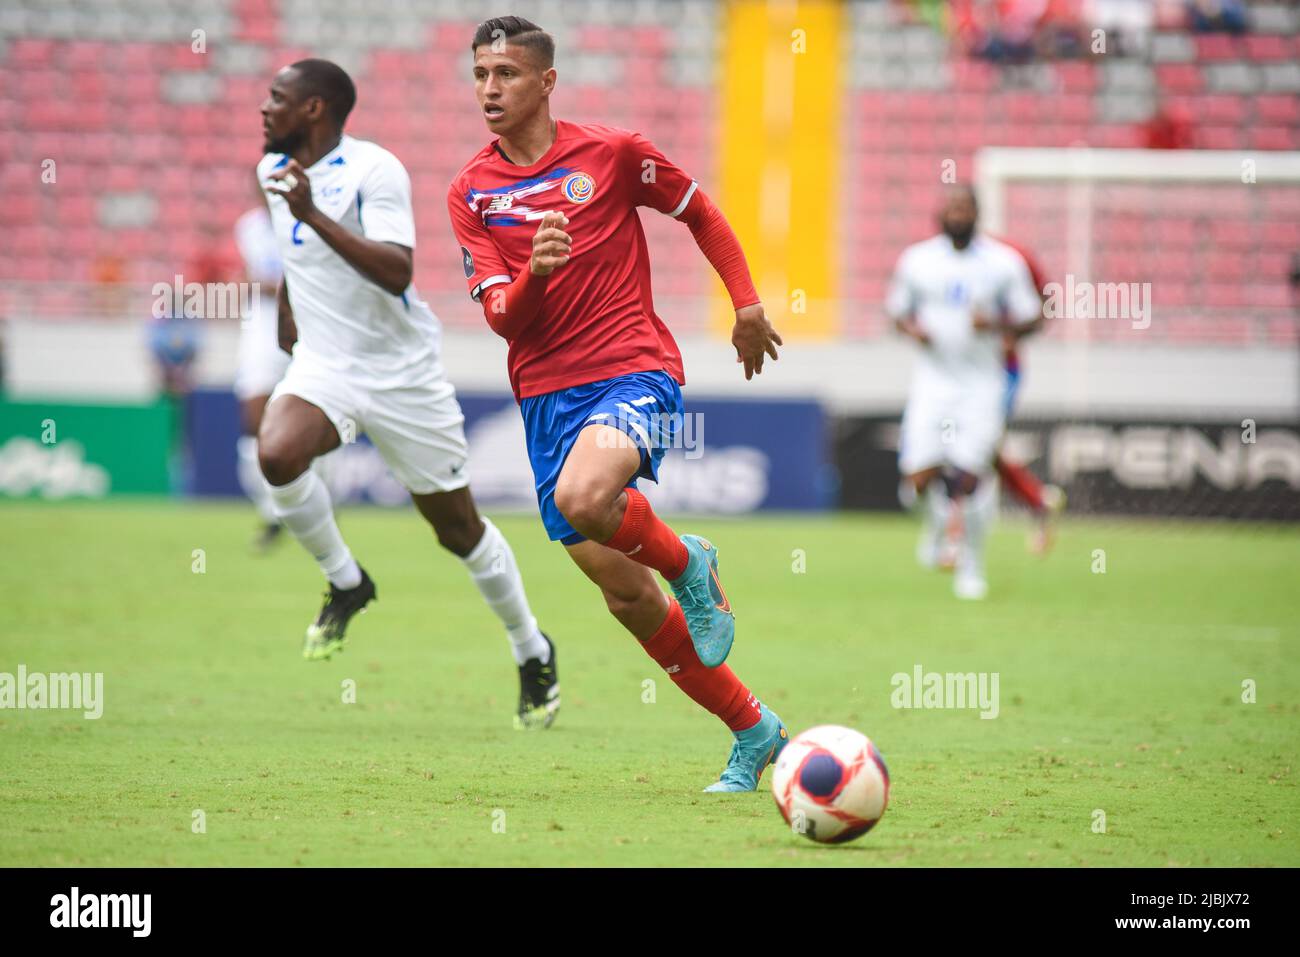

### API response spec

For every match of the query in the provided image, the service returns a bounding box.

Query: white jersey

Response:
[232,205,289,400]
[257,135,443,385]
[234,206,282,287]
[886,233,1040,399]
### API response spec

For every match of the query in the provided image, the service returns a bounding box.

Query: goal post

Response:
[971,147,1300,519]
[973,146,1300,419]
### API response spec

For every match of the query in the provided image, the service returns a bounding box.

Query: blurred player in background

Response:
[447,17,787,791]
[887,185,1040,599]
[257,59,560,729]
[990,236,1065,555]
[232,181,290,551]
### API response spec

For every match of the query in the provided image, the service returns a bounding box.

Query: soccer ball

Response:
[771,725,890,844]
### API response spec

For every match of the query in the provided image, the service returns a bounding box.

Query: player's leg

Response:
[906,465,950,566]
[553,425,685,568]
[367,376,558,727]
[565,540,787,792]
[948,405,1003,600]
[998,358,1065,553]
[994,452,1043,512]
[551,378,735,667]
[237,394,282,551]
[410,486,558,729]
[899,393,950,569]
[259,375,375,657]
[995,452,1059,555]
[234,304,291,551]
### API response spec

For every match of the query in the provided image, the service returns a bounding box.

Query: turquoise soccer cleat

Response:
[703,704,789,793]
[669,535,735,667]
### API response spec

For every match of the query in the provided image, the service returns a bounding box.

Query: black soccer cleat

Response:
[303,568,377,661]
[514,632,560,730]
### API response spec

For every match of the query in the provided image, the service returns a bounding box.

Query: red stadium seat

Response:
[1241,35,1292,62]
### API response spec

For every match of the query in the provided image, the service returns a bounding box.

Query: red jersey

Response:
[994,235,1047,295]
[447,120,692,400]
[992,235,1047,369]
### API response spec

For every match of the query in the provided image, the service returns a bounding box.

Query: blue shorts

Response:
[519,370,683,545]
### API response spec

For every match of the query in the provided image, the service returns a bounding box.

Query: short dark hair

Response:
[288,58,357,126]
[471,16,555,68]
[944,184,979,211]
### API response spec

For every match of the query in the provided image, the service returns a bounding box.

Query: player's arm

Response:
[445,183,560,340]
[277,279,297,355]
[998,253,1045,339]
[267,159,413,296]
[673,189,782,379]
[477,212,571,339]
[885,252,929,346]
[622,131,780,379]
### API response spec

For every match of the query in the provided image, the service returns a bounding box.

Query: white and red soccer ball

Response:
[771,725,890,844]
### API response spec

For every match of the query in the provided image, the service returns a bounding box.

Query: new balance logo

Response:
[666,665,680,674]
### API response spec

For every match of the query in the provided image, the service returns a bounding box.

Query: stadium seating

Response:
[1,0,1296,344]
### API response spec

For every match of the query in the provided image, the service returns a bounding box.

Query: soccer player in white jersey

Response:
[256,59,559,729]
[886,186,1042,599]
[232,184,290,551]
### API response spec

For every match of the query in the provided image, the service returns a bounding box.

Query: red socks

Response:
[603,487,690,580]
[641,602,762,732]
[606,491,761,732]
[996,457,1045,512]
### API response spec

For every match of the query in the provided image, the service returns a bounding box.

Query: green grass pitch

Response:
[1,500,1296,867]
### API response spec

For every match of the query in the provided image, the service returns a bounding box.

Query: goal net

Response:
[973,147,1300,521]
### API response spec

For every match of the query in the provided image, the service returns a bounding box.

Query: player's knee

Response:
[950,469,980,497]
[257,436,308,486]
[433,515,482,558]
[554,480,610,538]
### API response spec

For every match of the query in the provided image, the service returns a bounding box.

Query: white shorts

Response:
[898,389,1004,476]
[269,355,471,496]
[234,296,291,401]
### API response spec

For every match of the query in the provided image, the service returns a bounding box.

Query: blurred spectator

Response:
[90,248,128,317]
[1142,98,1195,149]
[1186,0,1248,34]
[944,0,1095,62]
[1036,0,1088,58]
[147,298,203,398]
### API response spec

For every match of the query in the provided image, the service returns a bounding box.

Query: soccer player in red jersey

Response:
[447,17,788,791]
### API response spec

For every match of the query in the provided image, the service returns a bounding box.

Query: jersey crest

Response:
[562,172,596,204]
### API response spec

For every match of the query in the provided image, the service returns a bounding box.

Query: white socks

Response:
[917,482,951,568]
[268,469,362,589]
[462,518,548,665]
[237,436,278,525]
[958,475,999,577]
[266,471,542,657]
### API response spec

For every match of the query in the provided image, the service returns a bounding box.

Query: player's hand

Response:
[971,311,1001,333]
[266,160,316,221]
[907,321,931,346]
[530,212,571,276]
[731,303,782,380]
